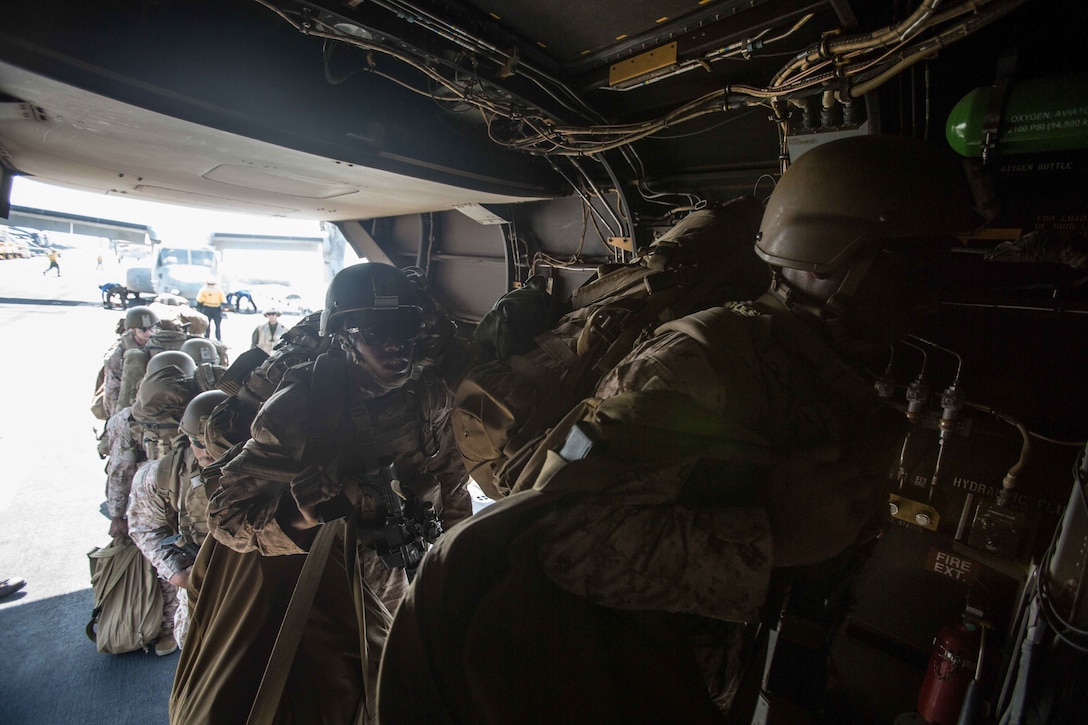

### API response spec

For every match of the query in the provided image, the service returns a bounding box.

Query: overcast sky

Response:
[10,176,324,242]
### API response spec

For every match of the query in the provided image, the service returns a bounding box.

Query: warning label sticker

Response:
[926,546,980,584]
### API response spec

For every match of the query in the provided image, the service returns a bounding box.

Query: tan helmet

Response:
[125,305,160,330]
[180,390,230,440]
[180,337,220,365]
[146,350,197,378]
[756,135,975,274]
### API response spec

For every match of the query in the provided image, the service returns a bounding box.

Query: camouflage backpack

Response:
[145,329,189,356]
[472,275,561,362]
[86,536,164,655]
[90,365,108,421]
[131,365,195,460]
[210,312,328,439]
[451,196,769,500]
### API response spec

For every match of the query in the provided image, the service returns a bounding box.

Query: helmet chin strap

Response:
[824,247,879,319]
[769,246,880,323]
[339,334,414,395]
[768,271,825,321]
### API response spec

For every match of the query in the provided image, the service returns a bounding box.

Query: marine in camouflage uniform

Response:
[172,264,470,725]
[128,391,237,649]
[131,351,225,461]
[378,136,976,722]
[104,406,145,538]
[377,298,902,723]
[131,352,197,460]
[102,306,159,418]
[101,320,224,532]
[126,460,182,652]
[128,457,196,647]
[208,358,469,606]
[123,350,204,655]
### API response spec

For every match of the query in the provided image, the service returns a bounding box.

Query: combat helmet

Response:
[320,263,423,340]
[125,306,160,330]
[180,337,220,365]
[756,134,975,316]
[146,350,197,378]
[180,390,230,440]
[757,135,974,273]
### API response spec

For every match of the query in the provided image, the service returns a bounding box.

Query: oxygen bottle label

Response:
[946,75,1088,158]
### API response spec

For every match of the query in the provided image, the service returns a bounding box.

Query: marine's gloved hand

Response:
[760,445,883,568]
[289,464,354,530]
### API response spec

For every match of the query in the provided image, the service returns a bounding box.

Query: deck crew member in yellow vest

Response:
[196,280,226,342]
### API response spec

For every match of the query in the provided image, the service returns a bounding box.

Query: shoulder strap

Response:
[404,375,442,459]
[303,350,389,478]
[216,347,269,396]
[302,351,350,467]
[660,298,881,428]
[246,519,341,725]
[655,304,764,376]
[155,445,187,511]
[570,264,657,310]
[175,447,200,540]
[759,295,880,420]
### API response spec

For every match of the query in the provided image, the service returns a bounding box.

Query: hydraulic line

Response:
[548,159,620,239]
[569,158,626,239]
[254,0,1033,160]
[910,335,964,503]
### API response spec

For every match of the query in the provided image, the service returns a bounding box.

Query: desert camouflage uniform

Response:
[145,300,210,338]
[128,443,209,647]
[126,362,199,648]
[173,357,469,725]
[104,407,144,519]
[379,295,905,722]
[209,359,471,609]
[102,329,144,418]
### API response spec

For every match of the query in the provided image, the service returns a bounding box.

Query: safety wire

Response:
[369,0,603,123]
[530,188,627,277]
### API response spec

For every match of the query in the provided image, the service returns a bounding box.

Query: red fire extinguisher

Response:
[917,620,981,724]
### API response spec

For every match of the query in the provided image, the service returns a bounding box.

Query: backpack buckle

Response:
[557,422,604,462]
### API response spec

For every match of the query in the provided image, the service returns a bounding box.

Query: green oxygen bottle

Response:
[946,75,1088,157]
